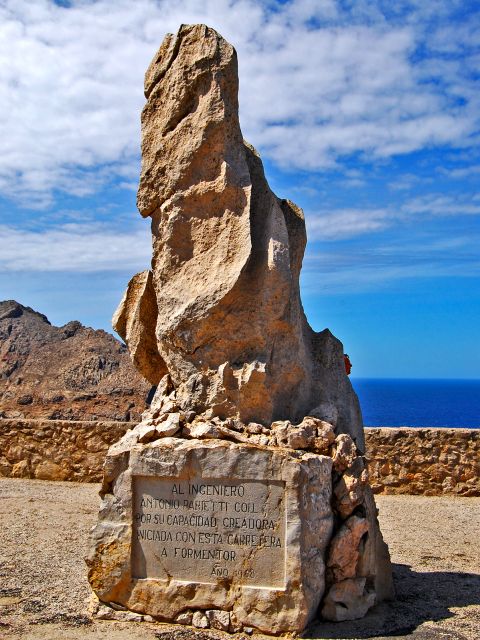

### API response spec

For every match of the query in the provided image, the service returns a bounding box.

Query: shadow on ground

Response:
[306,563,480,639]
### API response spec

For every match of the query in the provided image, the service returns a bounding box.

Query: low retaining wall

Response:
[0,420,478,495]
[365,427,479,496]
[0,419,131,482]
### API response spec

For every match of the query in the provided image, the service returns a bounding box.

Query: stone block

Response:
[86,437,333,635]
[206,609,230,631]
[192,611,209,628]
[11,459,30,478]
[34,460,70,481]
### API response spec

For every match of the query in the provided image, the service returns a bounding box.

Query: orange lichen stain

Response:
[87,540,129,594]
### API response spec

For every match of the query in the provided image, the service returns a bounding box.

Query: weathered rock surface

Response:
[0,300,149,421]
[321,477,394,621]
[321,577,376,622]
[112,271,166,386]
[326,514,370,582]
[115,23,364,450]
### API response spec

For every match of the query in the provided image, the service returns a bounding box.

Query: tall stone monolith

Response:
[87,24,393,635]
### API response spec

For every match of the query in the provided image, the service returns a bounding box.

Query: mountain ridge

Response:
[0,300,149,421]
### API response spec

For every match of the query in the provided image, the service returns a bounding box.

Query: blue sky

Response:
[0,0,479,378]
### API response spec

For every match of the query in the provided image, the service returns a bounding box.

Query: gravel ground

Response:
[0,478,479,640]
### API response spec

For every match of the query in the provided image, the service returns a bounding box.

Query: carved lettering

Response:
[132,476,285,588]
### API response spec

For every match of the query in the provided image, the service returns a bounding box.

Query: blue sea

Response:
[352,379,480,429]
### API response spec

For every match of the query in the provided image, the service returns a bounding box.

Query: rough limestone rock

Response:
[89,24,394,636]
[112,271,166,385]
[326,514,370,582]
[114,23,364,450]
[333,456,369,519]
[321,577,376,622]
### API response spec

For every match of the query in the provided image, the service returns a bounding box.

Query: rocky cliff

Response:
[0,300,149,421]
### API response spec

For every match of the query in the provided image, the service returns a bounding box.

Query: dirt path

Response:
[1,478,479,639]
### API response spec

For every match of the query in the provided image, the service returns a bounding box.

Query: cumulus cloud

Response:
[302,232,480,292]
[306,208,391,240]
[306,191,480,241]
[0,0,479,204]
[0,222,151,272]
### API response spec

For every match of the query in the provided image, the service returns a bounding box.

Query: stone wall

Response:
[365,427,479,497]
[0,419,131,481]
[0,420,478,495]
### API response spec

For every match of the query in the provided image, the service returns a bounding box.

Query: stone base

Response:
[86,421,393,635]
[86,437,334,634]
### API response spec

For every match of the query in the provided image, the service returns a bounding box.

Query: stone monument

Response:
[86,24,393,635]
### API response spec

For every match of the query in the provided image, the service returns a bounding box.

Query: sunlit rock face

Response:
[114,23,364,449]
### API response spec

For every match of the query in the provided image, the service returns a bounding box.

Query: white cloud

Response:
[0,222,151,272]
[306,191,480,241]
[403,195,480,217]
[388,173,434,191]
[439,165,480,179]
[302,232,480,292]
[307,208,391,240]
[0,0,478,204]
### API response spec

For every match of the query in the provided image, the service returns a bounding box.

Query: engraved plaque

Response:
[132,476,286,588]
